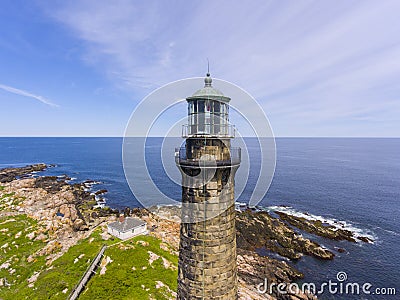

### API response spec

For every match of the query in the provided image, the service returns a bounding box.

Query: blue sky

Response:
[0,0,399,137]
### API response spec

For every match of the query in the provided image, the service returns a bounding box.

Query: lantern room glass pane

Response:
[205,100,211,112]
[198,100,204,113]
[186,98,233,136]
[214,101,220,113]
[190,114,196,126]
[221,103,226,115]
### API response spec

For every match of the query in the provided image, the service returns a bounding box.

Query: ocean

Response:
[0,137,399,299]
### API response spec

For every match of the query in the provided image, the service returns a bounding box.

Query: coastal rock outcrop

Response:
[236,210,334,260]
[237,249,317,300]
[0,164,116,264]
[0,164,47,183]
[146,205,321,299]
[3,165,372,300]
[72,218,88,231]
[275,211,373,243]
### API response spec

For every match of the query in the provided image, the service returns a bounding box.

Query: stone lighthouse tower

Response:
[175,72,241,299]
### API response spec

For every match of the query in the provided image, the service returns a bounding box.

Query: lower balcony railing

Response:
[175,147,241,166]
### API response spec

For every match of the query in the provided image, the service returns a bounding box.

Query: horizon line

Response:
[0,136,399,139]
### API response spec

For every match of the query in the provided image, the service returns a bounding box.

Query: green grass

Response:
[0,186,5,191]
[13,226,117,300]
[0,215,48,299]
[0,192,25,211]
[0,216,111,299]
[81,235,178,300]
[0,192,14,199]
[0,215,178,300]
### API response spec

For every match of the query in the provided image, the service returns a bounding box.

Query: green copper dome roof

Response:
[187,73,231,103]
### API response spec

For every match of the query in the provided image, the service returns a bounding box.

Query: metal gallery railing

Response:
[182,124,236,138]
[175,147,241,166]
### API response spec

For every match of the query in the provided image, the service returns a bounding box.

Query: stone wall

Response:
[177,164,238,299]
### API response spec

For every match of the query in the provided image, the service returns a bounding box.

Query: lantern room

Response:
[182,73,235,138]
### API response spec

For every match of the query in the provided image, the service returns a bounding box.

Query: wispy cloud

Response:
[0,84,59,107]
[42,0,400,136]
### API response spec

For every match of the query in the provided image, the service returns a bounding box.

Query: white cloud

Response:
[0,84,59,107]
[43,0,400,136]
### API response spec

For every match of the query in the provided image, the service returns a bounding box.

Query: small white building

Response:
[107,217,148,240]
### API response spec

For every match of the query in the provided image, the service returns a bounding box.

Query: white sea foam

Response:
[156,203,182,209]
[266,205,377,243]
[83,181,101,189]
[373,226,400,237]
[235,202,248,211]
[95,195,106,203]
[65,177,77,183]
[383,229,400,237]
[82,180,102,192]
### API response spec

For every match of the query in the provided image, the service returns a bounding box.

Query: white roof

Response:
[108,217,146,233]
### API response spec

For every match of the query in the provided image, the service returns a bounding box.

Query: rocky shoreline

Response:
[236,210,334,261]
[0,165,118,266]
[0,164,373,300]
[0,164,48,183]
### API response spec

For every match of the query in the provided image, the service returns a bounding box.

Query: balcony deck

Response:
[175,147,241,167]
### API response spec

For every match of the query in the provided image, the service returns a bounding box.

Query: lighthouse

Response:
[175,72,241,299]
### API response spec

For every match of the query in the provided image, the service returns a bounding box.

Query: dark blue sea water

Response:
[0,137,399,299]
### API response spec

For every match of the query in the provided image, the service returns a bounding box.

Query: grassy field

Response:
[0,214,48,299]
[81,235,178,300]
[0,213,178,300]
[0,191,25,211]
